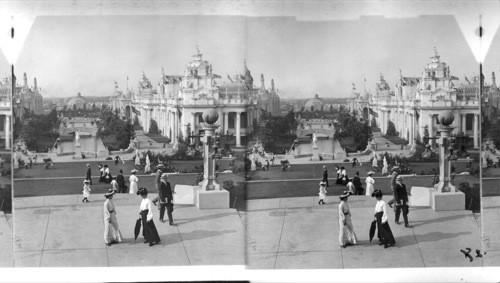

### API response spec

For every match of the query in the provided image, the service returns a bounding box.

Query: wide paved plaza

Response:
[244,196,483,269]
[13,193,245,267]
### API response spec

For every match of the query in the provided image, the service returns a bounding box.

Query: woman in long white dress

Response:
[365,171,375,196]
[129,169,139,194]
[339,191,357,248]
[103,191,122,246]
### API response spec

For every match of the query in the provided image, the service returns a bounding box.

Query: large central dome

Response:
[304,94,324,111]
[67,92,86,109]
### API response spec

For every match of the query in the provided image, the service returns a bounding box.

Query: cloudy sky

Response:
[1,10,498,98]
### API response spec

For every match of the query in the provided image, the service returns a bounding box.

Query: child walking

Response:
[318,181,327,205]
[82,179,91,203]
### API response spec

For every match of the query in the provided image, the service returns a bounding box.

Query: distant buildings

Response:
[66,92,87,110]
[347,48,480,148]
[110,47,281,146]
[13,73,43,120]
[0,77,13,149]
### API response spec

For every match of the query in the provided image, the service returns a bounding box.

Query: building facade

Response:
[0,77,13,149]
[347,49,480,148]
[110,48,280,147]
[13,73,43,120]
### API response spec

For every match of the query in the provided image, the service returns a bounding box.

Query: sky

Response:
[0,10,494,99]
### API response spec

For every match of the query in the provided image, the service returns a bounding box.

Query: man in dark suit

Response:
[322,166,329,187]
[352,171,363,195]
[394,175,410,227]
[116,169,126,193]
[152,165,164,206]
[85,164,92,185]
[159,173,175,225]
[388,170,398,209]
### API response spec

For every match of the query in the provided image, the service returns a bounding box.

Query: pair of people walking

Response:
[101,182,175,247]
[336,179,411,249]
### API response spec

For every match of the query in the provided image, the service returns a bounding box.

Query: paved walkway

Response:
[243,196,483,269]
[13,194,245,267]
[482,196,500,266]
[0,212,13,267]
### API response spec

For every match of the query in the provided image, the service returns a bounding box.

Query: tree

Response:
[133,115,140,126]
[92,103,96,111]
[73,104,77,110]
[386,121,397,136]
[371,117,377,127]
[330,105,334,112]
[149,119,159,134]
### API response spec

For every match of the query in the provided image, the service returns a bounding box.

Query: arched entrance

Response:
[362,107,369,121]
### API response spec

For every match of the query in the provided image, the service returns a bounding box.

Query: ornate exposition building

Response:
[347,49,480,148]
[13,73,43,120]
[110,48,280,146]
[0,77,13,149]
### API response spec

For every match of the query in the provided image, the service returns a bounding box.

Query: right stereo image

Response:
[481,26,500,266]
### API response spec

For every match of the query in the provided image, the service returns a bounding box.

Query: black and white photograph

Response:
[10,8,247,268]
[479,9,500,267]
[1,0,500,282]
[0,60,13,268]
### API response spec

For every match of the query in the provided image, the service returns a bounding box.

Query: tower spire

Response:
[260,74,265,89]
[431,47,440,62]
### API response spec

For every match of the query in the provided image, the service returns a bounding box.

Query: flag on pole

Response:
[131,106,141,116]
[369,108,378,117]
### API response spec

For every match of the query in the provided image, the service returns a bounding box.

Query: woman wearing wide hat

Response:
[137,187,161,246]
[129,169,139,194]
[365,171,375,196]
[103,190,122,246]
[372,189,396,248]
[338,191,357,248]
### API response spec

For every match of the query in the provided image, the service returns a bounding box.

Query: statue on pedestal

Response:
[75,131,81,146]
[312,133,318,149]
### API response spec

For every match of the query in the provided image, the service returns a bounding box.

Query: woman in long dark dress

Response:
[372,189,396,248]
[137,187,161,246]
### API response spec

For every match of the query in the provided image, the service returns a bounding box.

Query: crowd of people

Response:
[319,165,411,249]
[82,163,176,247]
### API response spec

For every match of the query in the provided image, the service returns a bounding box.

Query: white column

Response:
[224,112,229,134]
[217,108,223,134]
[236,112,241,147]
[5,115,10,149]
[461,114,467,133]
[174,110,178,142]
[473,114,479,148]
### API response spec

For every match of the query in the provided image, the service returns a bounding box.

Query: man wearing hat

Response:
[322,166,329,187]
[152,165,164,206]
[85,164,92,185]
[116,169,126,193]
[394,175,410,227]
[387,170,398,209]
[158,172,175,225]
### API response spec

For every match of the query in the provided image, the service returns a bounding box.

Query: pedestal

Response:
[196,189,230,209]
[430,189,465,211]
[173,185,196,205]
[250,159,257,171]
[410,186,433,207]
[311,147,320,161]
[74,145,82,159]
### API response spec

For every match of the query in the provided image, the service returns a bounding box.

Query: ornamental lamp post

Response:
[199,108,221,191]
[435,111,456,193]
